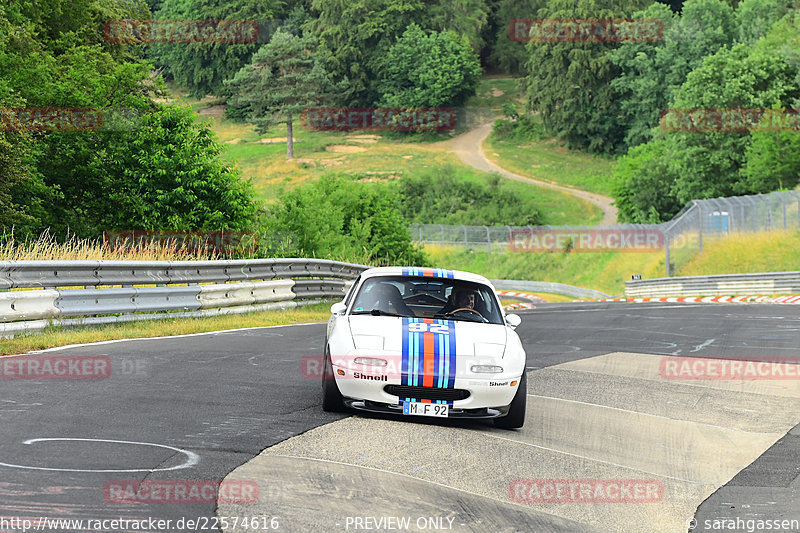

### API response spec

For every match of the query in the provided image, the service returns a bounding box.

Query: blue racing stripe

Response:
[399,317,458,406]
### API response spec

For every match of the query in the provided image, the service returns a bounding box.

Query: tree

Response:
[740,129,800,192]
[5,0,151,61]
[0,128,50,236]
[608,0,736,150]
[396,167,543,225]
[738,12,800,193]
[305,0,426,106]
[425,0,490,55]
[379,24,482,109]
[734,0,799,45]
[0,1,260,239]
[109,106,258,231]
[521,0,650,154]
[487,0,546,75]
[612,139,682,223]
[150,0,284,97]
[271,175,426,264]
[613,10,800,222]
[668,42,800,202]
[39,105,258,236]
[225,29,336,159]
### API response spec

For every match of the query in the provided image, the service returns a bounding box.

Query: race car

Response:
[322,266,527,428]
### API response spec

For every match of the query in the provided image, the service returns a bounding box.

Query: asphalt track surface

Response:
[0,302,798,533]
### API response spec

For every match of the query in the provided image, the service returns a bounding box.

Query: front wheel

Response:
[322,349,345,412]
[494,373,527,429]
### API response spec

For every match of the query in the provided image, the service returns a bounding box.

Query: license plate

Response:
[402,401,449,418]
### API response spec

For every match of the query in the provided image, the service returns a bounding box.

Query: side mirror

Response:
[330,302,347,315]
[505,313,521,329]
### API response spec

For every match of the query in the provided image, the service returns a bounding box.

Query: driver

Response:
[440,287,481,316]
[456,289,476,310]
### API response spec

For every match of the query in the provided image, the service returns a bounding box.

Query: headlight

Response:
[471,365,503,373]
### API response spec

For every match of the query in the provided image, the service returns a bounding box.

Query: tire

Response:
[322,349,345,412]
[494,373,527,429]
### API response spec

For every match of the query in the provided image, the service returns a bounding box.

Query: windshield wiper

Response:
[434,313,489,323]
[351,309,406,317]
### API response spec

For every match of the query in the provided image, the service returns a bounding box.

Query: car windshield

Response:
[349,275,504,324]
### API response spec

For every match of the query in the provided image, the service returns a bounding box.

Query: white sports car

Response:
[322,266,527,428]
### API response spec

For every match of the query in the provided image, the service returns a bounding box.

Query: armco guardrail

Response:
[0,259,369,337]
[625,271,800,298]
[492,279,610,300]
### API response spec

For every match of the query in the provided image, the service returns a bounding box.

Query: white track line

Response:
[19,322,324,355]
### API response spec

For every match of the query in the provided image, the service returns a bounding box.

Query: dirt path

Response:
[441,120,618,225]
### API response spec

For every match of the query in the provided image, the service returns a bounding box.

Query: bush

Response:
[268,175,426,265]
[396,166,543,226]
[492,104,546,142]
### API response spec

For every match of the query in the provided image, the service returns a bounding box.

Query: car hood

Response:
[347,315,507,358]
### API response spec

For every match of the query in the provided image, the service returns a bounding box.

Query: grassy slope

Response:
[426,230,800,296]
[676,230,800,276]
[169,81,799,296]
[213,119,601,224]
[484,133,618,197]
[177,78,601,225]
[427,244,665,296]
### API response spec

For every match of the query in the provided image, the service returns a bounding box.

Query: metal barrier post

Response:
[782,196,787,229]
[665,236,671,277]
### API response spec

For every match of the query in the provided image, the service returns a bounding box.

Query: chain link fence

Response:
[411,190,800,275]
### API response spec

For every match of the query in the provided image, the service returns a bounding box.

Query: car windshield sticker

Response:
[401,267,454,278]
[401,318,457,405]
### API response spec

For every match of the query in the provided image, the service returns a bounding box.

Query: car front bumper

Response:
[344,399,510,419]
[331,362,522,411]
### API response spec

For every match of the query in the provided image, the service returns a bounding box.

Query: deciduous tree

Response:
[379,24,482,109]
[225,29,336,159]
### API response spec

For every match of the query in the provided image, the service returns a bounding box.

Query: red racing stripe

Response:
[422,318,434,398]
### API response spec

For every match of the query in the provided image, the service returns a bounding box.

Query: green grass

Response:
[463,77,524,109]
[427,230,800,296]
[168,75,605,223]
[205,115,601,223]
[484,132,618,197]
[206,115,599,224]
[675,230,800,276]
[0,304,331,356]
[426,244,665,296]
